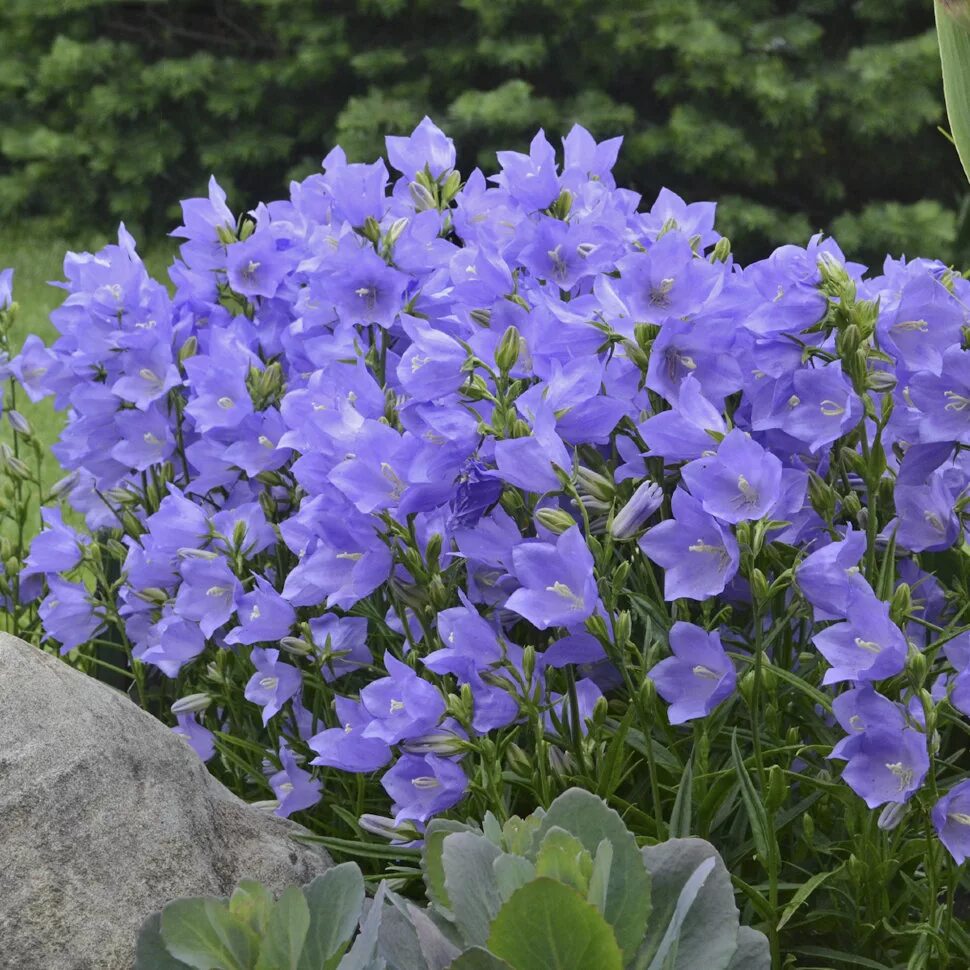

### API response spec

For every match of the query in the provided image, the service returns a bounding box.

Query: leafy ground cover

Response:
[3,121,970,968]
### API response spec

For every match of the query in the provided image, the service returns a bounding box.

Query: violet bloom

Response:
[505,525,598,630]
[890,473,959,552]
[682,429,783,524]
[830,726,929,809]
[543,678,604,736]
[309,614,371,682]
[172,712,216,762]
[21,507,85,578]
[382,753,469,825]
[226,229,291,299]
[224,577,296,646]
[0,267,12,309]
[360,652,446,744]
[932,781,970,864]
[308,697,392,773]
[649,622,736,725]
[795,528,871,620]
[638,374,727,462]
[244,647,302,725]
[173,555,241,637]
[812,589,907,685]
[269,745,323,818]
[39,576,105,654]
[639,488,740,601]
[450,458,504,528]
[133,611,206,677]
[610,479,663,540]
[386,116,456,180]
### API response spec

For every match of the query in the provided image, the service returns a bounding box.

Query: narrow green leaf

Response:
[776,865,843,932]
[488,878,624,970]
[789,945,893,969]
[668,758,693,839]
[937,1,970,184]
[729,731,774,869]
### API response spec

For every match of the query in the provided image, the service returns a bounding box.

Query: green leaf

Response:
[668,758,693,839]
[534,826,594,894]
[442,831,505,947]
[776,864,843,932]
[586,839,613,916]
[297,864,365,970]
[337,882,387,970]
[937,2,970,185]
[255,885,310,970]
[537,788,651,962]
[493,853,536,902]
[135,912,196,970]
[729,731,775,868]
[422,818,476,912]
[487,878,624,970]
[160,897,257,970]
[726,927,772,970]
[447,948,514,970]
[229,882,274,939]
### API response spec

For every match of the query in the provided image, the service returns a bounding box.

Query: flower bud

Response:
[765,764,787,814]
[401,729,466,756]
[409,181,437,211]
[906,641,928,688]
[536,507,577,535]
[49,470,80,499]
[6,410,31,436]
[890,583,912,626]
[136,587,171,604]
[440,169,462,205]
[576,466,614,502]
[249,799,281,812]
[178,336,198,363]
[280,636,312,657]
[469,308,492,328]
[495,325,522,373]
[877,801,908,832]
[171,692,212,715]
[385,217,409,248]
[610,480,662,540]
[710,236,732,263]
[505,742,534,778]
[359,814,422,842]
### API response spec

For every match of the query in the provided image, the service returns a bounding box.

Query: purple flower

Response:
[172,712,216,762]
[795,528,871,620]
[932,781,970,864]
[386,116,456,181]
[450,458,504,528]
[812,589,908,685]
[226,229,291,299]
[639,489,740,601]
[649,622,736,725]
[269,744,323,818]
[638,374,727,462]
[173,556,241,637]
[682,429,783,524]
[360,653,446,744]
[225,577,296,646]
[21,507,85,578]
[309,614,371,681]
[133,611,206,677]
[381,753,468,825]
[0,267,13,309]
[505,525,598,630]
[39,576,105,654]
[309,697,392,773]
[244,648,302,725]
[830,726,929,809]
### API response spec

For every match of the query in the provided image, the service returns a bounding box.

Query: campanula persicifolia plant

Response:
[8,119,970,965]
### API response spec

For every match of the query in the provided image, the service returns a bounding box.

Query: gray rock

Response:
[0,633,331,970]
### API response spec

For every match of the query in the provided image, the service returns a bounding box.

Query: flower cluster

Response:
[10,119,970,863]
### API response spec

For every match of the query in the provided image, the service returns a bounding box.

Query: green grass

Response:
[0,220,176,538]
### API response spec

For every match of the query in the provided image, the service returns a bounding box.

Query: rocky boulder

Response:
[0,633,332,969]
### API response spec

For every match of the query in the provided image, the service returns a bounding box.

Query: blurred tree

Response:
[0,0,964,265]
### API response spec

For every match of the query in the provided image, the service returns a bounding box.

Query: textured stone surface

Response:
[0,633,331,970]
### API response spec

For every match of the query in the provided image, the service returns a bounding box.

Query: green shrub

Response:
[135,788,768,970]
[0,0,965,264]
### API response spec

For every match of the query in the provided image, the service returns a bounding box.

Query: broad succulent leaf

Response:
[536,788,651,961]
[533,826,594,894]
[159,897,257,970]
[492,853,536,902]
[337,883,389,970]
[440,831,505,946]
[297,863,366,970]
[254,885,310,970]
[637,837,770,970]
[486,877,624,970]
[446,949,514,970]
[135,913,195,970]
[422,818,476,914]
[229,882,275,940]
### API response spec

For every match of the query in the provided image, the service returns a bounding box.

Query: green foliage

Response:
[136,788,768,970]
[0,0,965,264]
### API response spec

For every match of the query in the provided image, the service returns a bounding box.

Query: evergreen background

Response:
[0,0,965,268]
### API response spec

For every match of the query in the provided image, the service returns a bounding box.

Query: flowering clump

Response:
[8,118,970,962]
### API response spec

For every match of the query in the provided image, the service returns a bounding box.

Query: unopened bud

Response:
[536,507,577,535]
[891,583,912,626]
[400,729,466,756]
[711,237,732,263]
[49,470,80,499]
[171,692,212,715]
[576,466,614,502]
[280,636,312,657]
[907,641,929,688]
[469,308,492,328]
[495,325,522,373]
[6,410,31,436]
[765,764,787,814]
[409,181,437,211]
[877,801,908,832]
[610,480,662,540]
[136,587,170,604]
[178,336,198,363]
[359,814,422,842]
